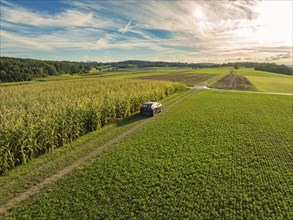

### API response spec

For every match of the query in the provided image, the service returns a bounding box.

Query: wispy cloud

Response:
[0,0,292,63]
[0,1,112,28]
[118,20,133,34]
[1,30,53,50]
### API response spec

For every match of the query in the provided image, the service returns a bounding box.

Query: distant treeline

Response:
[103,61,293,75]
[222,62,292,75]
[0,57,100,82]
[1,57,292,82]
[110,60,218,68]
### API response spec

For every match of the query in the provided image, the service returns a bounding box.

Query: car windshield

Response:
[143,104,152,108]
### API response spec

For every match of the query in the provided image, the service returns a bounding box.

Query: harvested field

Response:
[136,74,216,86]
[212,73,256,91]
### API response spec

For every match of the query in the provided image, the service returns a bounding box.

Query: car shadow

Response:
[116,112,150,127]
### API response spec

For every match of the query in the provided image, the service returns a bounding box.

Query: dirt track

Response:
[0,89,198,215]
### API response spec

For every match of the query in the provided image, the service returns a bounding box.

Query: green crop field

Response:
[136,73,217,86]
[0,78,185,173]
[0,67,230,87]
[91,67,231,79]
[5,90,292,219]
[236,68,292,94]
[179,67,231,75]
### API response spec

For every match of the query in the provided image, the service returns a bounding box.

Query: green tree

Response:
[44,64,57,75]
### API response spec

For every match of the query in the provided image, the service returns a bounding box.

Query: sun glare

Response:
[253,1,292,45]
[193,7,205,20]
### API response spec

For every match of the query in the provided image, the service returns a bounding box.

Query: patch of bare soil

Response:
[212,73,256,91]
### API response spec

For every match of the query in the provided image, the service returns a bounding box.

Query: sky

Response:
[0,0,292,64]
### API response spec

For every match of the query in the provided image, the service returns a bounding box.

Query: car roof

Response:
[144,102,156,104]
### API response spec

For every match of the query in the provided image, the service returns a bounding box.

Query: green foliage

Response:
[0,78,185,174]
[0,57,102,82]
[5,91,292,219]
[221,62,292,75]
[255,63,292,75]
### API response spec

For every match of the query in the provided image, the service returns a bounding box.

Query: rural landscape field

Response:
[1,66,292,219]
[1,0,292,219]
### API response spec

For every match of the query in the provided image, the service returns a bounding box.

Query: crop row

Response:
[6,90,292,219]
[0,78,185,174]
[137,73,216,86]
[211,71,256,91]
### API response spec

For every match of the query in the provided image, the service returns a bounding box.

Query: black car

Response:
[140,102,163,116]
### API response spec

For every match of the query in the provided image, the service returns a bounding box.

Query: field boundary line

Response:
[188,85,293,96]
[207,87,293,96]
[0,88,200,215]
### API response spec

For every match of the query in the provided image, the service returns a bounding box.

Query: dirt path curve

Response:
[0,89,198,215]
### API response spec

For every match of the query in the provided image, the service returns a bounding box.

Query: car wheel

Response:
[152,110,156,116]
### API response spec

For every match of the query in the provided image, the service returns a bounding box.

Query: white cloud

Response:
[118,20,132,34]
[96,35,112,49]
[1,30,53,51]
[1,1,113,28]
[0,0,292,63]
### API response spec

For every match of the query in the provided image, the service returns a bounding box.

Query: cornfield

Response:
[0,78,185,174]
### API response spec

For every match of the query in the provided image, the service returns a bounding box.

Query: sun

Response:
[192,7,205,20]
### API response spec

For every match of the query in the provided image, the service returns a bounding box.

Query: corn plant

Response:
[0,78,185,174]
